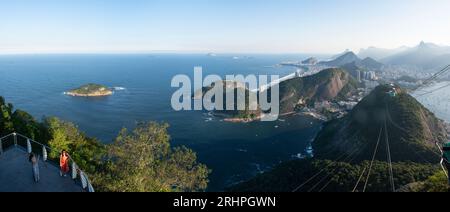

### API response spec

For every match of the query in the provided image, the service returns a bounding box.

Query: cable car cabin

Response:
[444,142,450,153]
[387,90,397,97]
[444,142,450,168]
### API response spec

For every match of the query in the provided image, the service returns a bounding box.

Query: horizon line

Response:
[0,40,447,56]
[0,51,335,56]
[0,40,444,56]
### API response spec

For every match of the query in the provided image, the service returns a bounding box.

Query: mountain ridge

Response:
[319,51,384,72]
[319,52,361,67]
[268,68,360,114]
[197,68,360,120]
[313,85,446,163]
[359,42,450,71]
[228,84,448,192]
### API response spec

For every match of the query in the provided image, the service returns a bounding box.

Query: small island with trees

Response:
[66,83,113,97]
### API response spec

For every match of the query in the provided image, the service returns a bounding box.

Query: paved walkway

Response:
[0,148,84,192]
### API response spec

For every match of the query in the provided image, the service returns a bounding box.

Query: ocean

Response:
[0,54,325,191]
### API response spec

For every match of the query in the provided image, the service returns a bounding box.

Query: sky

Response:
[1,0,450,54]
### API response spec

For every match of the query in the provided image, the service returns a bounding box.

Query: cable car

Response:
[444,142,450,164]
[442,142,450,171]
[444,142,450,189]
[387,90,397,97]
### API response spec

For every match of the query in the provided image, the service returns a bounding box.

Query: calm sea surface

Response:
[0,54,327,190]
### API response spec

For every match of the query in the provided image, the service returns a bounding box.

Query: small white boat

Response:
[113,87,126,91]
[292,153,306,159]
[306,146,314,155]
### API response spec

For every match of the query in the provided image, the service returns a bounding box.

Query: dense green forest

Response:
[0,96,209,192]
[195,81,261,120]
[228,159,441,192]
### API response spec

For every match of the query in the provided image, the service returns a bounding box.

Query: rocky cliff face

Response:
[315,72,346,100]
[274,68,358,114]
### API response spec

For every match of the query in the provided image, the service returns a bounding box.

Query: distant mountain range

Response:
[319,52,361,67]
[317,41,450,72]
[358,46,409,60]
[358,41,450,71]
[319,51,384,73]
[302,57,318,65]
[359,57,384,70]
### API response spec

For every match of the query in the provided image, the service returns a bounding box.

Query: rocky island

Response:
[66,83,113,97]
[194,80,262,122]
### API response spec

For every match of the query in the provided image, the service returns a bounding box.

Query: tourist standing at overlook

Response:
[29,153,40,183]
[59,150,70,177]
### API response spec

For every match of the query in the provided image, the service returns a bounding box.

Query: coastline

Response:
[300,111,328,121]
[222,110,327,123]
[223,117,260,123]
[65,91,113,97]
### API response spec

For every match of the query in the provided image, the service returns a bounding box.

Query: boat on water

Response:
[113,87,126,91]
[305,146,314,156]
[292,153,306,159]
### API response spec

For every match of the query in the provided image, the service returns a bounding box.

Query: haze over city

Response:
[1,0,450,54]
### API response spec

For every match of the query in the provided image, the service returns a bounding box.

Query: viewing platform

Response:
[0,133,94,192]
[0,147,83,192]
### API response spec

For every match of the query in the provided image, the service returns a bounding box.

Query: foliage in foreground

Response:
[399,172,449,192]
[0,97,209,192]
[227,159,440,192]
[93,122,209,192]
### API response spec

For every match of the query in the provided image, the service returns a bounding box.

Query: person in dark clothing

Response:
[29,153,40,183]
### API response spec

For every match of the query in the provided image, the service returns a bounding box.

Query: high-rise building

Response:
[357,70,361,82]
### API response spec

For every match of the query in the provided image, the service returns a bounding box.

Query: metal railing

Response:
[0,132,94,192]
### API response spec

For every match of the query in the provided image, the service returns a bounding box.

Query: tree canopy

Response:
[0,97,210,192]
[0,96,14,135]
[94,122,209,192]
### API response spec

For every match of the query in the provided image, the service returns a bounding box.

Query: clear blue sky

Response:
[1,0,450,54]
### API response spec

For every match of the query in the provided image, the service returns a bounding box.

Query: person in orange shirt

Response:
[59,150,70,177]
